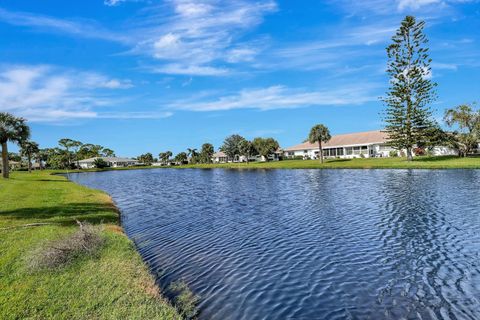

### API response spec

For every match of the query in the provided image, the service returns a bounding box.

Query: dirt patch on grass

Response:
[28,221,104,271]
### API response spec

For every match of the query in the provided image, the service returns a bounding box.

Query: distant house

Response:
[212,151,228,163]
[77,157,139,169]
[284,130,457,159]
[0,161,21,172]
[212,149,283,163]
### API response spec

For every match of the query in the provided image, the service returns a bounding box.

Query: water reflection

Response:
[68,169,480,320]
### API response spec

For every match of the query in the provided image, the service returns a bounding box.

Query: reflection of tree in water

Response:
[377,170,478,319]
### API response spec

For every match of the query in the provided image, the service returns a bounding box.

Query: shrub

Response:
[166,280,199,319]
[28,221,104,271]
[389,150,398,157]
[93,158,109,168]
[413,147,426,156]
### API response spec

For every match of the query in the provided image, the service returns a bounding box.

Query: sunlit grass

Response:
[0,171,180,320]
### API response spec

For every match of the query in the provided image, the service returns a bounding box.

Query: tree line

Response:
[0,116,117,177]
[154,136,280,166]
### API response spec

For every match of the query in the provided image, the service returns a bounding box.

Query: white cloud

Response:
[168,84,379,112]
[133,0,277,75]
[335,0,475,15]
[0,7,128,43]
[397,0,441,10]
[226,47,258,63]
[174,2,213,16]
[0,2,277,76]
[150,64,229,76]
[104,0,125,6]
[0,65,160,122]
[79,74,134,89]
[99,111,173,119]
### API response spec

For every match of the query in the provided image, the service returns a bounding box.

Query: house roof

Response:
[0,161,20,167]
[212,151,227,157]
[284,130,389,151]
[78,157,138,163]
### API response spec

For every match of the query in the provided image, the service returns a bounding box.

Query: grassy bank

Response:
[0,171,181,319]
[181,156,480,169]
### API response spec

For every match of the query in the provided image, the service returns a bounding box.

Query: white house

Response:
[212,150,283,163]
[0,161,21,172]
[284,130,457,159]
[77,157,139,169]
[212,151,229,163]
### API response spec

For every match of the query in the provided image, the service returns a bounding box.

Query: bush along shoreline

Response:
[0,170,199,319]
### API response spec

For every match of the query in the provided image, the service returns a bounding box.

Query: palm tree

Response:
[187,148,198,163]
[20,140,39,173]
[165,151,172,163]
[160,151,173,165]
[35,148,48,170]
[0,112,30,178]
[308,124,331,163]
[58,138,74,168]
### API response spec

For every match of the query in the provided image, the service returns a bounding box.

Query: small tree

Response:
[200,143,214,164]
[102,148,115,157]
[307,124,331,163]
[78,144,104,160]
[252,137,279,162]
[159,151,173,165]
[35,149,48,170]
[0,112,30,178]
[174,152,188,164]
[165,151,173,164]
[239,140,256,163]
[444,103,480,156]
[187,148,199,163]
[93,158,109,169]
[220,134,246,162]
[383,16,437,161]
[138,153,154,165]
[58,139,79,168]
[20,140,40,173]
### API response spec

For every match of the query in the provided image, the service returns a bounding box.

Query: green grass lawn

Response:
[0,171,181,320]
[179,156,480,169]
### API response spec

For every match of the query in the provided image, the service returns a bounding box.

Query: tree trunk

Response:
[28,155,32,173]
[1,142,9,179]
[319,141,324,163]
[406,147,413,161]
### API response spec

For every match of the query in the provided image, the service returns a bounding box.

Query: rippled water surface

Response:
[68,169,480,320]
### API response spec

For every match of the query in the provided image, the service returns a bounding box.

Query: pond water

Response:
[67,169,480,320]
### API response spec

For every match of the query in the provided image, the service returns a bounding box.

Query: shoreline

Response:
[0,171,182,319]
[60,156,480,172]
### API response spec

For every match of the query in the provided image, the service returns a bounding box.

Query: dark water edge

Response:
[67,169,480,320]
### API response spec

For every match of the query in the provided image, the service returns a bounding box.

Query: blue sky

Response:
[1,0,479,156]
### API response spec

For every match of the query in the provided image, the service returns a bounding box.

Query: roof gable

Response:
[284,130,388,151]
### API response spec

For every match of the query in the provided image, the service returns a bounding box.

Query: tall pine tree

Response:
[383,16,436,161]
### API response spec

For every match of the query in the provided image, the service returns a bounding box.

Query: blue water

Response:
[68,169,480,320]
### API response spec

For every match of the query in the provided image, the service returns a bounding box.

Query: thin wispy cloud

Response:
[168,84,380,112]
[0,7,128,43]
[131,0,277,75]
[0,65,167,122]
[335,0,477,15]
